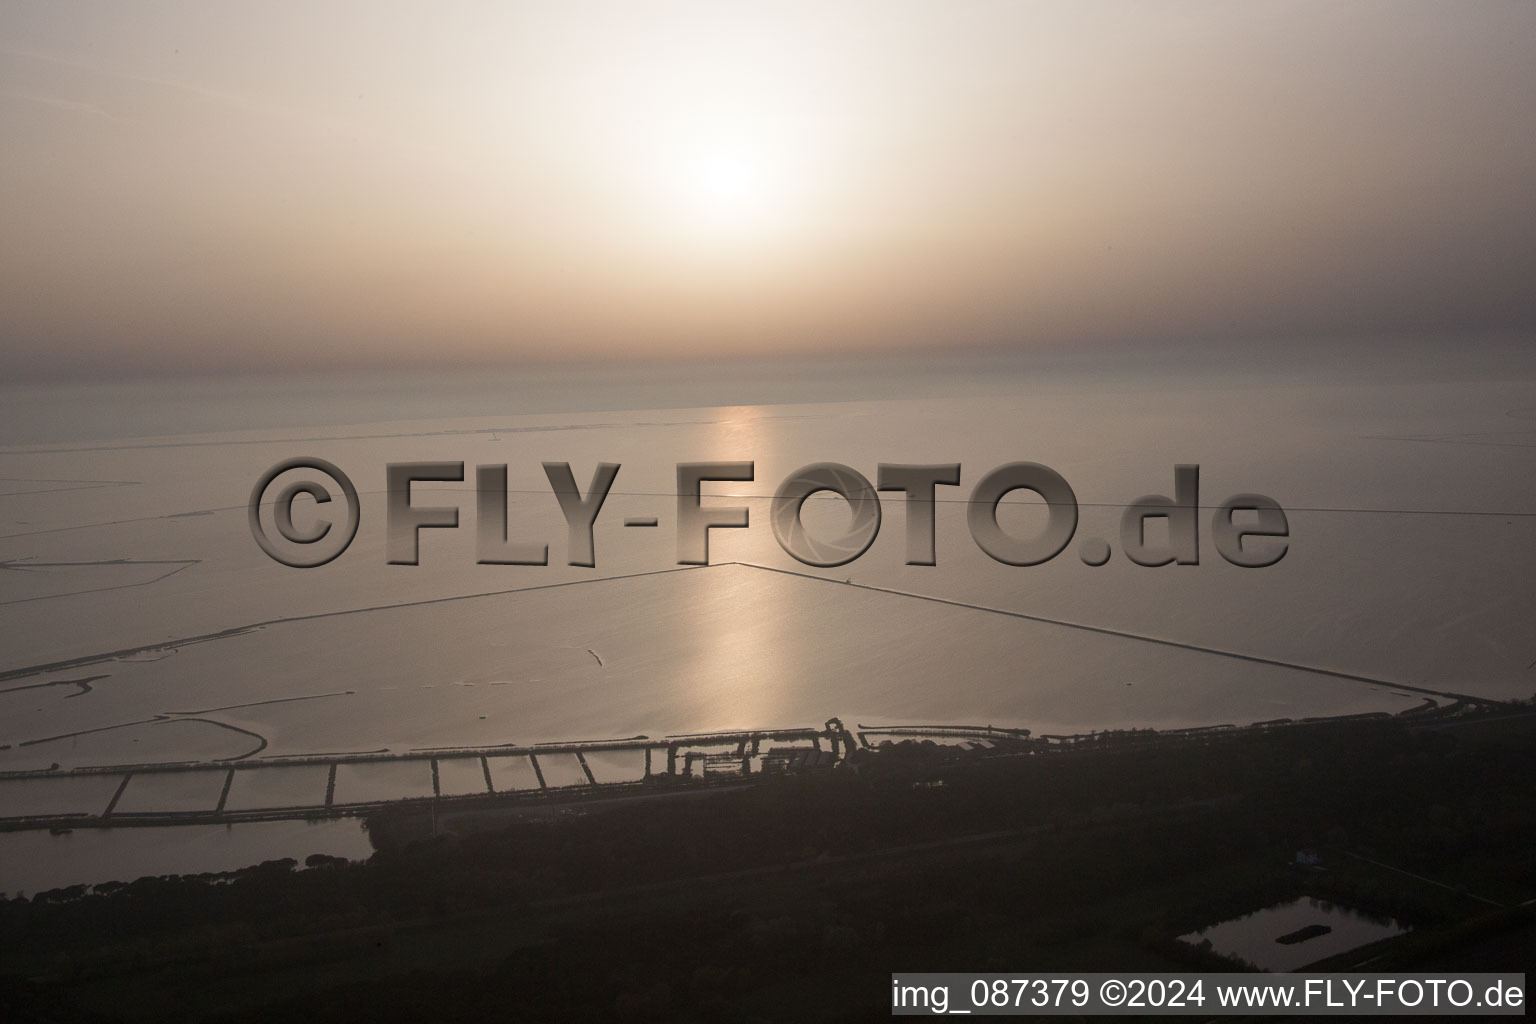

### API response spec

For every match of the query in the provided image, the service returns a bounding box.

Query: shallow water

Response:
[2,360,1533,888]
[0,818,373,898]
[1180,896,1408,972]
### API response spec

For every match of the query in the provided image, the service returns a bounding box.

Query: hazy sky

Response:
[2,2,1533,378]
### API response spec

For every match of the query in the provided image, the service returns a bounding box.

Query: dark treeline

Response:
[2,713,1534,1022]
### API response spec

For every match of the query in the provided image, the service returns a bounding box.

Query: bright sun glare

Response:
[694,151,759,210]
[671,142,779,231]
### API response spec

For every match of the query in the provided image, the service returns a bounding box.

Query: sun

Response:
[670,141,780,231]
[692,150,762,214]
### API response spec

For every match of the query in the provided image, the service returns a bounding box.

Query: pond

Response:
[1180,896,1408,972]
